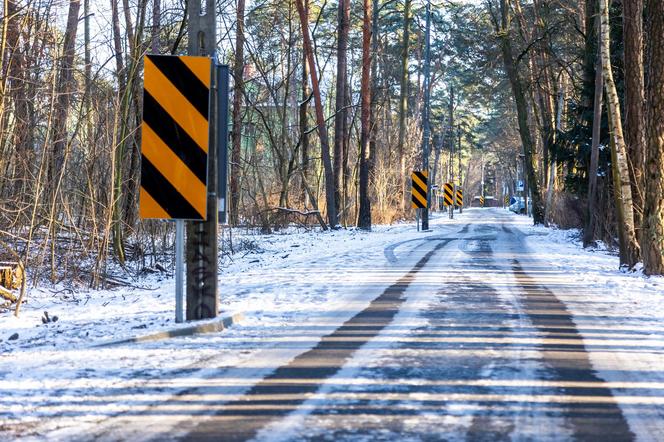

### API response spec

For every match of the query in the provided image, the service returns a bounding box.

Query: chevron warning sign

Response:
[480,196,485,206]
[504,195,510,206]
[443,183,454,207]
[456,188,463,206]
[411,171,428,209]
[140,55,211,220]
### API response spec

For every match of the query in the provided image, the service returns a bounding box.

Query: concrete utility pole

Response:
[186,0,219,320]
[448,87,454,220]
[481,153,485,202]
[458,124,462,214]
[421,0,431,230]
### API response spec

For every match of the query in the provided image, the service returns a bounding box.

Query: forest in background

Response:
[0,0,663,301]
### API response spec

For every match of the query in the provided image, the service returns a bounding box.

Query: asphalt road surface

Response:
[57,208,664,442]
[163,209,643,442]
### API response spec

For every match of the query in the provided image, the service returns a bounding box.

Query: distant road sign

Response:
[516,180,524,192]
[411,171,428,209]
[443,183,454,206]
[140,55,211,220]
[456,188,463,206]
[480,196,485,206]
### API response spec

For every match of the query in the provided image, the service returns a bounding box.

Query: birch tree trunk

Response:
[643,0,664,274]
[599,0,641,268]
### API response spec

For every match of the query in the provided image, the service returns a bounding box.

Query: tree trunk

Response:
[493,0,545,224]
[151,0,161,53]
[642,0,664,274]
[295,0,338,228]
[584,39,603,247]
[111,0,126,90]
[230,0,245,226]
[623,0,646,242]
[122,0,136,56]
[6,0,33,197]
[357,0,372,230]
[368,0,379,216]
[49,0,81,188]
[397,0,411,213]
[600,0,641,268]
[333,0,350,217]
[544,76,565,222]
[300,0,310,207]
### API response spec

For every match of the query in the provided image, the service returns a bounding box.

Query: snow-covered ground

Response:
[1,208,663,440]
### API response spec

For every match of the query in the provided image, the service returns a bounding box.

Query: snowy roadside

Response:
[518,213,664,321]
[0,212,470,439]
[0,216,466,353]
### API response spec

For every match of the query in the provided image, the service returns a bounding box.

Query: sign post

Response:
[139,0,228,323]
[175,220,184,323]
[443,182,454,218]
[140,53,213,323]
[411,171,428,231]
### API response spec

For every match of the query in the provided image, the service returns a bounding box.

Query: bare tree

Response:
[487,0,544,224]
[295,0,337,228]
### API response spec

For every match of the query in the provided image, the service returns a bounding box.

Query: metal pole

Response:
[421,0,431,230]
[217,65,230,224]
[175,219,184,323]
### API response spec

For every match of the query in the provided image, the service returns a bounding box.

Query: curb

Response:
[93,312,244,347]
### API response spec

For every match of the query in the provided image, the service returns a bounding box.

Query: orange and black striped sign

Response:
[504,195,510,206]
[443,183,454,206]
[456,188,463,206]
[480,196,485,206]
[411,171,428,209]
[140,55,211,220]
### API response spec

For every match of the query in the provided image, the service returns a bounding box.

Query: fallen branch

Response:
[0,286,17,303]
[274,207,321,217]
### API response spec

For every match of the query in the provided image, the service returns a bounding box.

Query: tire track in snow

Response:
[503,221,635,441]
[181,239,452,441]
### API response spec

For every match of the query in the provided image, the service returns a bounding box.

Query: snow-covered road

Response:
[2,209,664,441]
